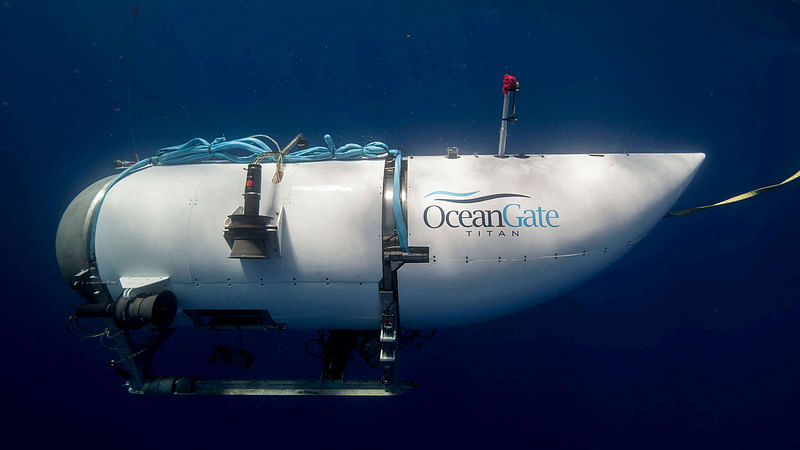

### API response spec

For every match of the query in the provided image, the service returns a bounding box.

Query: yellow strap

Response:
[668,168,800,216]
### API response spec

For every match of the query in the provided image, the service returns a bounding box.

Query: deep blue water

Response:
[2,1,800,448]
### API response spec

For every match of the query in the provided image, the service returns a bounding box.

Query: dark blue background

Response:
[2,1,799,448]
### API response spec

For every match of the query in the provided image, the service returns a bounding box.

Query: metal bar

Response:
[142,377,415,396]
[497,92,510,157]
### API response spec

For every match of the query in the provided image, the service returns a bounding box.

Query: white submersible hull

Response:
[58,152,704,330]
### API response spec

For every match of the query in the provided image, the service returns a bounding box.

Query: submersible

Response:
[55,76,704,395]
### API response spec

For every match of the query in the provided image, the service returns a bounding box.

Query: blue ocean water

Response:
[2,1,799,447]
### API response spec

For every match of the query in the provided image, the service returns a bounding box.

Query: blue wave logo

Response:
[424,190,530,204]
[422,189,560,230]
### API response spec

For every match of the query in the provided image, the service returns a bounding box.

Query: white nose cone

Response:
[399,153,705,328]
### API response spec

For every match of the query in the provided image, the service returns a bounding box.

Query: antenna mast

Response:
[497,74,519,158]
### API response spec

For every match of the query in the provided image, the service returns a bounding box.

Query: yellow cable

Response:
[668,168,800,216]
[248,134,282,164]
[248,134,281,152]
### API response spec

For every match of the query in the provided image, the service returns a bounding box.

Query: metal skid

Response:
[72,271,419,396]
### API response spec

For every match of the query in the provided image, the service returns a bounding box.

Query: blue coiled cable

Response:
[88,134,409,258]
